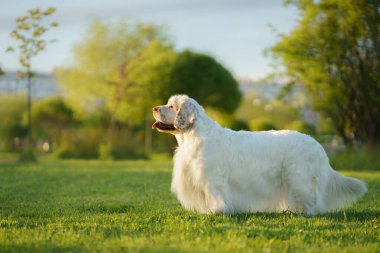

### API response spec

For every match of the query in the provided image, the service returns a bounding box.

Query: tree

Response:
[7,7,58,153]
[272,0,380,146]
[170,50,241,113]
[31,97,75,149]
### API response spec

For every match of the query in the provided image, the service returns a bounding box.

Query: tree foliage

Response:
[272,0,380,145]
[170,51,241,113]
[7,7,58,71]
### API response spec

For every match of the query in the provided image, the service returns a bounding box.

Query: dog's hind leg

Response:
[283,166,321,215]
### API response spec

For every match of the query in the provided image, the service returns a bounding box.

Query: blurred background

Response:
[0,0,379,170]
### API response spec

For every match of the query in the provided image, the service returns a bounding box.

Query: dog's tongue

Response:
[152,121,159,129]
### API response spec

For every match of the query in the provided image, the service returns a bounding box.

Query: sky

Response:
[0,0,299,80]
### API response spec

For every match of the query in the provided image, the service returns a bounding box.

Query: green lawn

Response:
[0,161,379,252]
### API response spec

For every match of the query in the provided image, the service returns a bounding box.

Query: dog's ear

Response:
[174,99,198,130]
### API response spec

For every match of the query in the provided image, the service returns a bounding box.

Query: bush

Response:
[228,119,250,131]
[0,123,28,151]
[0,95,26,126]
[52,127,102,159]
[152,131,176,154]
[317,116,336,135]
[19,149,37,162]
[236,93,299,130]
[106,126,147,160]
[0,95,27,151]
[30,96,75,146]
[249,118,277,131]
[204,108,250,131]
[99,143,113,161]
[285,120,316,135]
[52,125,147,160]
[330,148,380,171]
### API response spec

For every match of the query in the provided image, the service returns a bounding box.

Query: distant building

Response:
[0,71,60,99]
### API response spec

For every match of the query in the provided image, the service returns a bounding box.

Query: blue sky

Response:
[0,0,298,79]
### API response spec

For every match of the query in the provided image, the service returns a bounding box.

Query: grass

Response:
[0,160,379,253]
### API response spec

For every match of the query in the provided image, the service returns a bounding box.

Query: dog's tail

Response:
[324,170,367,212]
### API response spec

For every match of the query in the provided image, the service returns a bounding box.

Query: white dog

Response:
[152,95,367,215]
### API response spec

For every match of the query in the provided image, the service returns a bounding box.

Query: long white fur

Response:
[153,95,367,215]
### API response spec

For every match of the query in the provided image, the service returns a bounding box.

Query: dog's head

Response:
[152,95,201,134]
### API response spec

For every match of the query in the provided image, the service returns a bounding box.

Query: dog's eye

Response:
[169,105,173,109]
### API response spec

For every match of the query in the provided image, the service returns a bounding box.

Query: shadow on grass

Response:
[222,209,380,222]
[77,199,380,222]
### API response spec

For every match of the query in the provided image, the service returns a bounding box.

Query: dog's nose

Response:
[152,106,159,112]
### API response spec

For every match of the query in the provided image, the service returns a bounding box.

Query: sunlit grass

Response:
[0,160,379,252]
